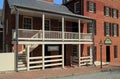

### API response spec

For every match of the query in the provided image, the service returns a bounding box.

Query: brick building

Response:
[63,0,120,63]
[3,0,94,71]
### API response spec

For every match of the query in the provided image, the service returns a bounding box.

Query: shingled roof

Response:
[8,0,73,14]
[7,0,92,21]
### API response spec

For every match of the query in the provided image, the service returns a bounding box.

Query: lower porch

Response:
[15,44,93,71]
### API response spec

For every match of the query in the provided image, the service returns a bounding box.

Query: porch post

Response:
[42,13,45,41]
[78,19,81,40]
[78,19,81,67]
[78,44,81,67]
[92,20,95,66]
[42,44,45,70]
[62,44,64,68]
[15,9,19,72]
[62,17,64,40]
[27,45,30,71]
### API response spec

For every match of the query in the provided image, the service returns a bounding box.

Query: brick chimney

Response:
[44,0,53,2]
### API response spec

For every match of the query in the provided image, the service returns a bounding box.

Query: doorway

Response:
[106,46,110,62]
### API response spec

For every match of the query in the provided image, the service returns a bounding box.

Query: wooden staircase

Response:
[18,53,27,71]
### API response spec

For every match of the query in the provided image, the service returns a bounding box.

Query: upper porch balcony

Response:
[12,29,92,42]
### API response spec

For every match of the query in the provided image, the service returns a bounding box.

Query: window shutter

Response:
[117,24,119,36]
[117,10,119,18]
[104,6,106,15]
[109,8,111,16]
[94,3,96,13]
[112,9,114,17]
[94,20,96,35]
[109,23,111,36]
[111,23,114,36]
[87,1,89,12]
[87,23,89,33]
[104,22,106,36]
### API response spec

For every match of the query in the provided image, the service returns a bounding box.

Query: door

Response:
[72,23,78,32]
[106,46,110,62]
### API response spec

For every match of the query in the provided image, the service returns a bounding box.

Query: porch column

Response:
[42,13,45,41]
[62,44,64,68]
[78,19,81,40]
[78,44,81,67]
[27,45,30,71]
[62,17,64,40]
[15,9,19,72]
[42,44,45,70]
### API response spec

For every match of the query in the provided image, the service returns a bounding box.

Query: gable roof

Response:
[8,0,73,14]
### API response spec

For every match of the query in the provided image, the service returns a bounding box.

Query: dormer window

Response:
[74,1,80,13]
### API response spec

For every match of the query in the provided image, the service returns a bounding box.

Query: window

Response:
[87,20,96,35]
[104,22,111,36]
[87,1,96,13]
[23,17,32,29]
[114,46,118,58]
[112,9,118,18]
[58,22,62,31]
[74,1,80,13]
[112,23,119,37]
[104,6,111,16]
[45,20,50,30]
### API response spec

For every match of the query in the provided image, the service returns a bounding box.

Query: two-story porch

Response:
[11,3,94,71]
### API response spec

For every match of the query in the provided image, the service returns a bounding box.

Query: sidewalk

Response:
[0,62,120,79]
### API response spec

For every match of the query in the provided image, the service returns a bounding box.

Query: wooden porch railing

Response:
[12,29,92,41]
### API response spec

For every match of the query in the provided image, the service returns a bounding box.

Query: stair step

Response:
[18,67,27,71]
[18,64,26,68]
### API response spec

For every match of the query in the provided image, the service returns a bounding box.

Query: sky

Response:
[0,0,62,9]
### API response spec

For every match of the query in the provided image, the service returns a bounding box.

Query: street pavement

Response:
[57,69,120,79]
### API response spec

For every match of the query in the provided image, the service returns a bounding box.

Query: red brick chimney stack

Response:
[44,0,53,2]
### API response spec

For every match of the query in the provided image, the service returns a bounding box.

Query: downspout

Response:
[92,20,95,66]
[15,7,19,72]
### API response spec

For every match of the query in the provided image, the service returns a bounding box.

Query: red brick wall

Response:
[64,0,120,62]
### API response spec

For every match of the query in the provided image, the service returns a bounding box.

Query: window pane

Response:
[45,20,50,30]
[23,17,32,29]
[87,1,96,13]
[74,2,80,13]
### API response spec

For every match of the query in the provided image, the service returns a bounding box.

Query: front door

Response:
[106,46,110,62]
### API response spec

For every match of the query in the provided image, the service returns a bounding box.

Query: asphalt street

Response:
[57,69,120,79]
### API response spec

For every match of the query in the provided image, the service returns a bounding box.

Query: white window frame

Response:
[74,1,80,13]
[23,16,33,29]
[112,9,118,18]
[113,24,118,37]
